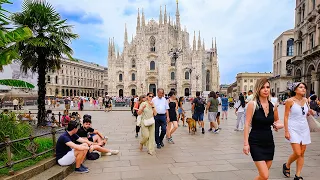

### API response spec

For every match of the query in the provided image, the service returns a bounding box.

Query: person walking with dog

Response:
[138,92,157,155]
[243,78,282,180]
[166,90,178,144]
[205,91,219,133]
[192,91,206,134]
[282,82,314,180]
[152,88,169,149]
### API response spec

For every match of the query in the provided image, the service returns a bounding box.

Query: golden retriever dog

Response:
[186,118,197,135]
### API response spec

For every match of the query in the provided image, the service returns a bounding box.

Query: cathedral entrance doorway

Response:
[149,84,156,96]
[184,88,190,96]
[131,89,136,96]
[119,89,123,97]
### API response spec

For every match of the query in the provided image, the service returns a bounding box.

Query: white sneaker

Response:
[101,152,112,156]
[110,150,119,155]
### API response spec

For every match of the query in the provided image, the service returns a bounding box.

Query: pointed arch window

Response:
[132,73,136,81]
[150,36,156,52]
[119,74,123,82]
[132,59,136,68]
[185,71,190,80]
[150,61,155,70]
[171,72,175,80]
[206,70,210,91]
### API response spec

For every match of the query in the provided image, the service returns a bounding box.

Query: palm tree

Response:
[11,0,78,126]
[0,0,32,70]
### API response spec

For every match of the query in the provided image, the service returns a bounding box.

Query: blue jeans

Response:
[154,114,167,145]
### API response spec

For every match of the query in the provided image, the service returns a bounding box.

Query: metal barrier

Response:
[0,127,65,175]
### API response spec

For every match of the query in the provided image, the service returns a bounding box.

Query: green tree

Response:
[0,0,32,71]
[11,0,78,126]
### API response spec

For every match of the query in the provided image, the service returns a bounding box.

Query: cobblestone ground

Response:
[65,104,320,180]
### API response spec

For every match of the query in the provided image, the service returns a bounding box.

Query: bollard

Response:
[51,126,56,157]
[5,135,14,175]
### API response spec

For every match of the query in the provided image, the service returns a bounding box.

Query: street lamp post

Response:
[168,48,182,93]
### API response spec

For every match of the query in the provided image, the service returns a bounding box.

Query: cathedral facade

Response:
[107,1,220,97]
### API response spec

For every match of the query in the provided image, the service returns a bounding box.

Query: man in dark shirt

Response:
[130,96,135,115]
[192,91,206,134]
[77,116,119,156]
[56,121,94,173]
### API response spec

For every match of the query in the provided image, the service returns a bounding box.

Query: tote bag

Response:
[136,115,142,126]
[307,115,320,132]
[144,117,155,127]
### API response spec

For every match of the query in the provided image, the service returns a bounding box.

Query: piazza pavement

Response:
[64,103,320,180]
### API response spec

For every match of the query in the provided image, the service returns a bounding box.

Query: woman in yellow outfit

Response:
[138,92,157,155]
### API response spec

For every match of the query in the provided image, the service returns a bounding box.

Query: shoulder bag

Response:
[143,117,155,126]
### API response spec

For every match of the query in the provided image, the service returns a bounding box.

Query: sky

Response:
[5,0,295,84]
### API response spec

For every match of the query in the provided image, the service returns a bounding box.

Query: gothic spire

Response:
[175,0,180,30]
[212,38,214,49]
[215,37,218,54]
[193,31,196,51]
[112,37,115,54]
[141,8,145,27]
[164,5,167,24]
[136,8,140,31]
[159,6,163,25]
[131,34,134,43]
[124,23,128,44]
[203,38,205,50]
[198,31,201,50]
[169,13,171,25]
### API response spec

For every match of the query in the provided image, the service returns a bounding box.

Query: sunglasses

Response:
[301,107,305,115]
[148,96,154,98]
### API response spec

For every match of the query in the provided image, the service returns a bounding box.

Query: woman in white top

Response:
[235,95,245,131]
[283,82,314,180]
[270,92,278,107]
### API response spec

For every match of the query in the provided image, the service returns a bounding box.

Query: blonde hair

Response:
[252,78,270,101]
[138,95,146,104]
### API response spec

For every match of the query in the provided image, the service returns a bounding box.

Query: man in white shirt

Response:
[216,92,222,129]
[245,90,254,105]
[152,88,170,149]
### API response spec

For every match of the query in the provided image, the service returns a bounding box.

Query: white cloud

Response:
[48,0,295,84]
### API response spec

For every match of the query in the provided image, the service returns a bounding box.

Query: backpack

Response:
[195,98,206,112]
[86,152,100,160]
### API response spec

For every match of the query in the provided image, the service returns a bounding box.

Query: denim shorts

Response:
[222,106,228,112]
[192,112,204,121]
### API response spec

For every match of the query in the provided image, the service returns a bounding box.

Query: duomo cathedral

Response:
[107,1,220,97]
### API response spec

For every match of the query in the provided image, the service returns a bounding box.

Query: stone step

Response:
[28,164,74,180]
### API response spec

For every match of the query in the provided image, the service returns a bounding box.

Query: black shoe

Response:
[208,128,212,132]
[80,164,89,170]
[202,128,205,134]
[157,144,161,149]
[294,175,303,180]
[160,142,164,147]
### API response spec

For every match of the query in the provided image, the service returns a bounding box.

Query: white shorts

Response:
[58,149,75,166]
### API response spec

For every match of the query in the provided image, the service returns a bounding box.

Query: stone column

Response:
[315,73,320,97]
[305,76,312,97]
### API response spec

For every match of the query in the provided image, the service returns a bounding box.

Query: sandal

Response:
[282,163,290,177]
[294,175,303,180]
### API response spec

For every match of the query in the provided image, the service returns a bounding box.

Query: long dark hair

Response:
[239,95,245,108]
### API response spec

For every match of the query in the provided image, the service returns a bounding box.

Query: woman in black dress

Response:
[243,78,282,180]
[166,90,178,144]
